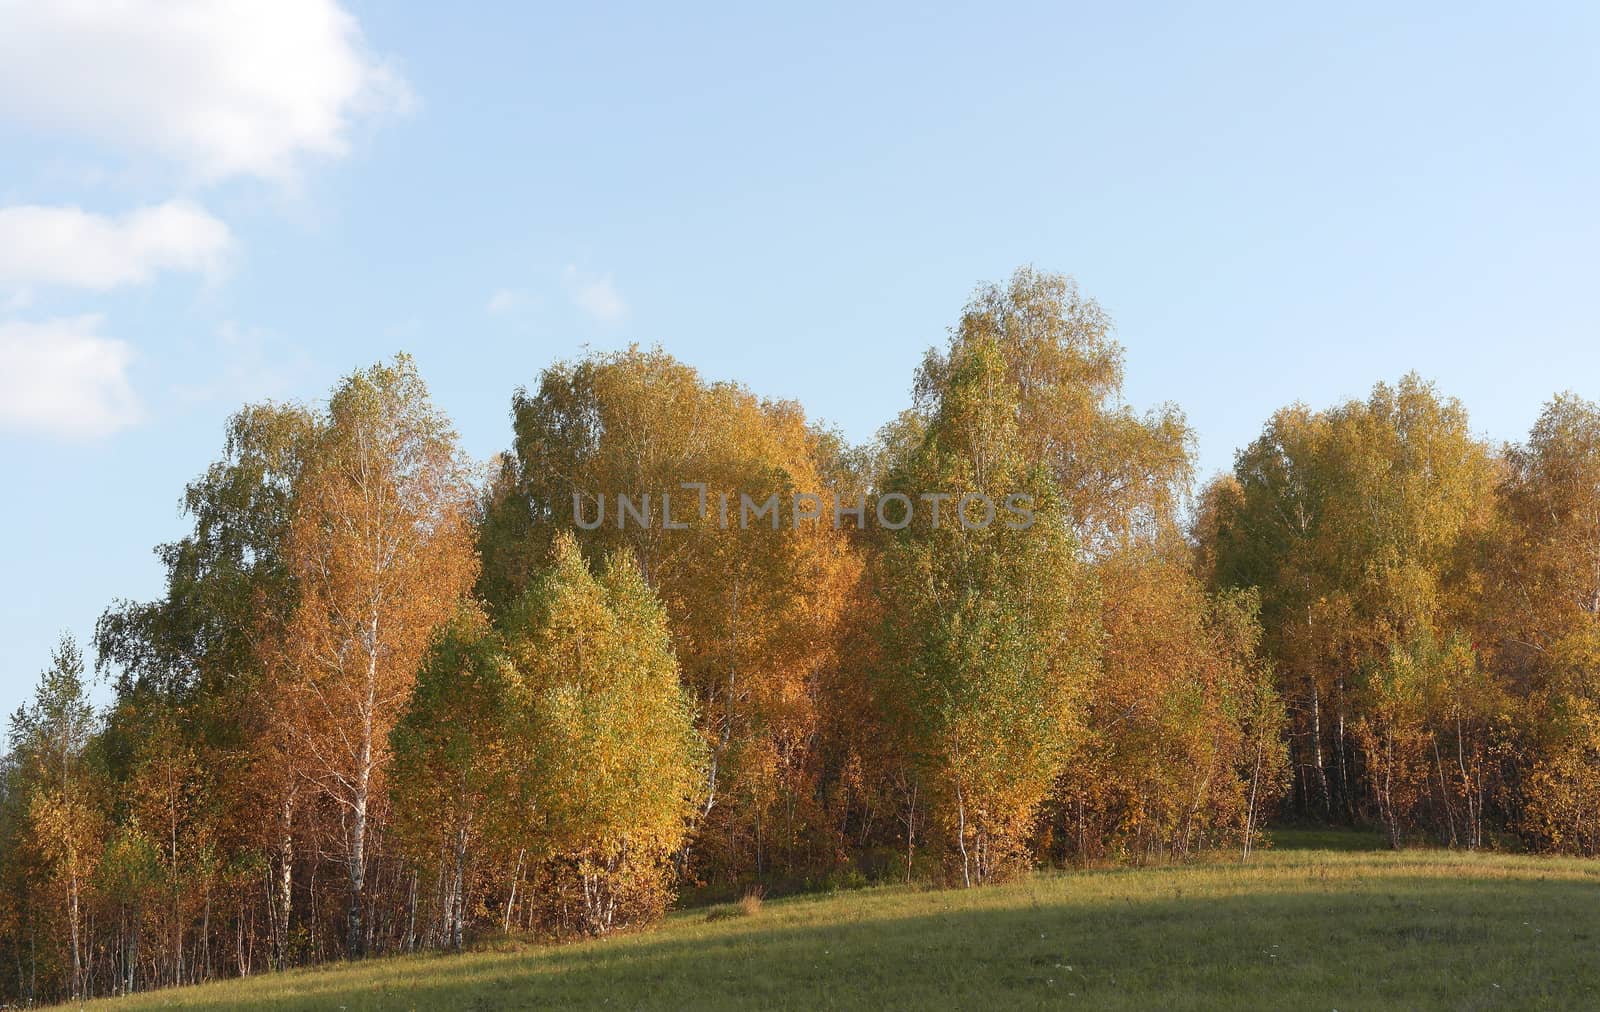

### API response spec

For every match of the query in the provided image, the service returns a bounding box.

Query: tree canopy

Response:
[3,270,1593,1004]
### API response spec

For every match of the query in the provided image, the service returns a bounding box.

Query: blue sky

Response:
[1,1,1596,715]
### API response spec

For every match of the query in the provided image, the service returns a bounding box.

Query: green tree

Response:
[389,607,512,950]
[93,402,314,973]
[500,534,704,933]
[874,300,1100,886]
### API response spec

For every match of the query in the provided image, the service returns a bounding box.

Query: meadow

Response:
[93,831,1600,1010]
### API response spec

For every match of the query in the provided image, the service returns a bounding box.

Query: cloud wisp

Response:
[0,0,411,184]
[562,266,628,324]
[0,316,142,438]
[486,288,533,316]
[0,201,233,290]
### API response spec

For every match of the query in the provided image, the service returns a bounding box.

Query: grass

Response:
[94,830,1600,1010]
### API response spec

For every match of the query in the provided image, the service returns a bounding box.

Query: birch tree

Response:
[1205,375,1498,839]
[1486,396,1600,852]
[481,348,862,884]
[500,534,703,933]
[7,637,105,1001]
[874,316,1099,886]
[279,355,479,956]
[388,607,510,950]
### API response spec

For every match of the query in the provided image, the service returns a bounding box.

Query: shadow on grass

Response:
[1267,826,1387,851]
[186,867,1600,1011]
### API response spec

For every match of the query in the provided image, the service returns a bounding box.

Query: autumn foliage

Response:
[4,269,1599,1004]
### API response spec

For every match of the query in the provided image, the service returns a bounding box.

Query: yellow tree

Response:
[1483,395,1600,852]
[500,534,704,933]
[480,347,862,884]
[1205,375,1498,840]
[121,711,212,988]
[929,267,1192,549]
[1204,405,1342,815]
[278,355,479,956]
[1056,550,1287,863]
[7,637,105,1001]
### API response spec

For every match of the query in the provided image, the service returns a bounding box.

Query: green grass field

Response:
[95,831,1600,1010]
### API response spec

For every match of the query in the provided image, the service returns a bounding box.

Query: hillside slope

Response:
[95,834,1600,1010]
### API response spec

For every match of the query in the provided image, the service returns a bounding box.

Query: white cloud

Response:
[486,288,531,316]
[0,316,142,438]
[0,201,233,290]
[561,266,627,323]
[0,0,410,183]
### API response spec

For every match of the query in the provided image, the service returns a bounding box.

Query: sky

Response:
[1,1,1596,717]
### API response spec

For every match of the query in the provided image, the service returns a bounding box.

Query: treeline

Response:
[1197,378,1600,852]
[0,268,1595,1004]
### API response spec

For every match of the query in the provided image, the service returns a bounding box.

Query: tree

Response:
[1051,552,1288,863]
[923,267,1192,549]
[388,607,511,950]
[1481,395,1600,852]
[868,269,1246,884]
[481,347,862,885]
[6,636,105,1001]
[94,401,314,974]
[500,534,704,933]
[874,300,1100,886]
[121,711,214,988]
[276,355,479,956]
[1203,375,1499,839]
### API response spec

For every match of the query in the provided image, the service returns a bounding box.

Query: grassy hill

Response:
[94,832,1600,1010]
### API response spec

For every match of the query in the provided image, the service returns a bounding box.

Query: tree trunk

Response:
[1335,678,1351,820]
[68,863,83,1000]
[406,870,418,952]
[347,784,368,957]
[955,784,972,888]
[274,792,295,969]
[1310,683,1330,818]
[449,820,470,950]
[903,783,917,884]
[348,635,377,959]
[1244,745,1264,859]
[503,849,525,934]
